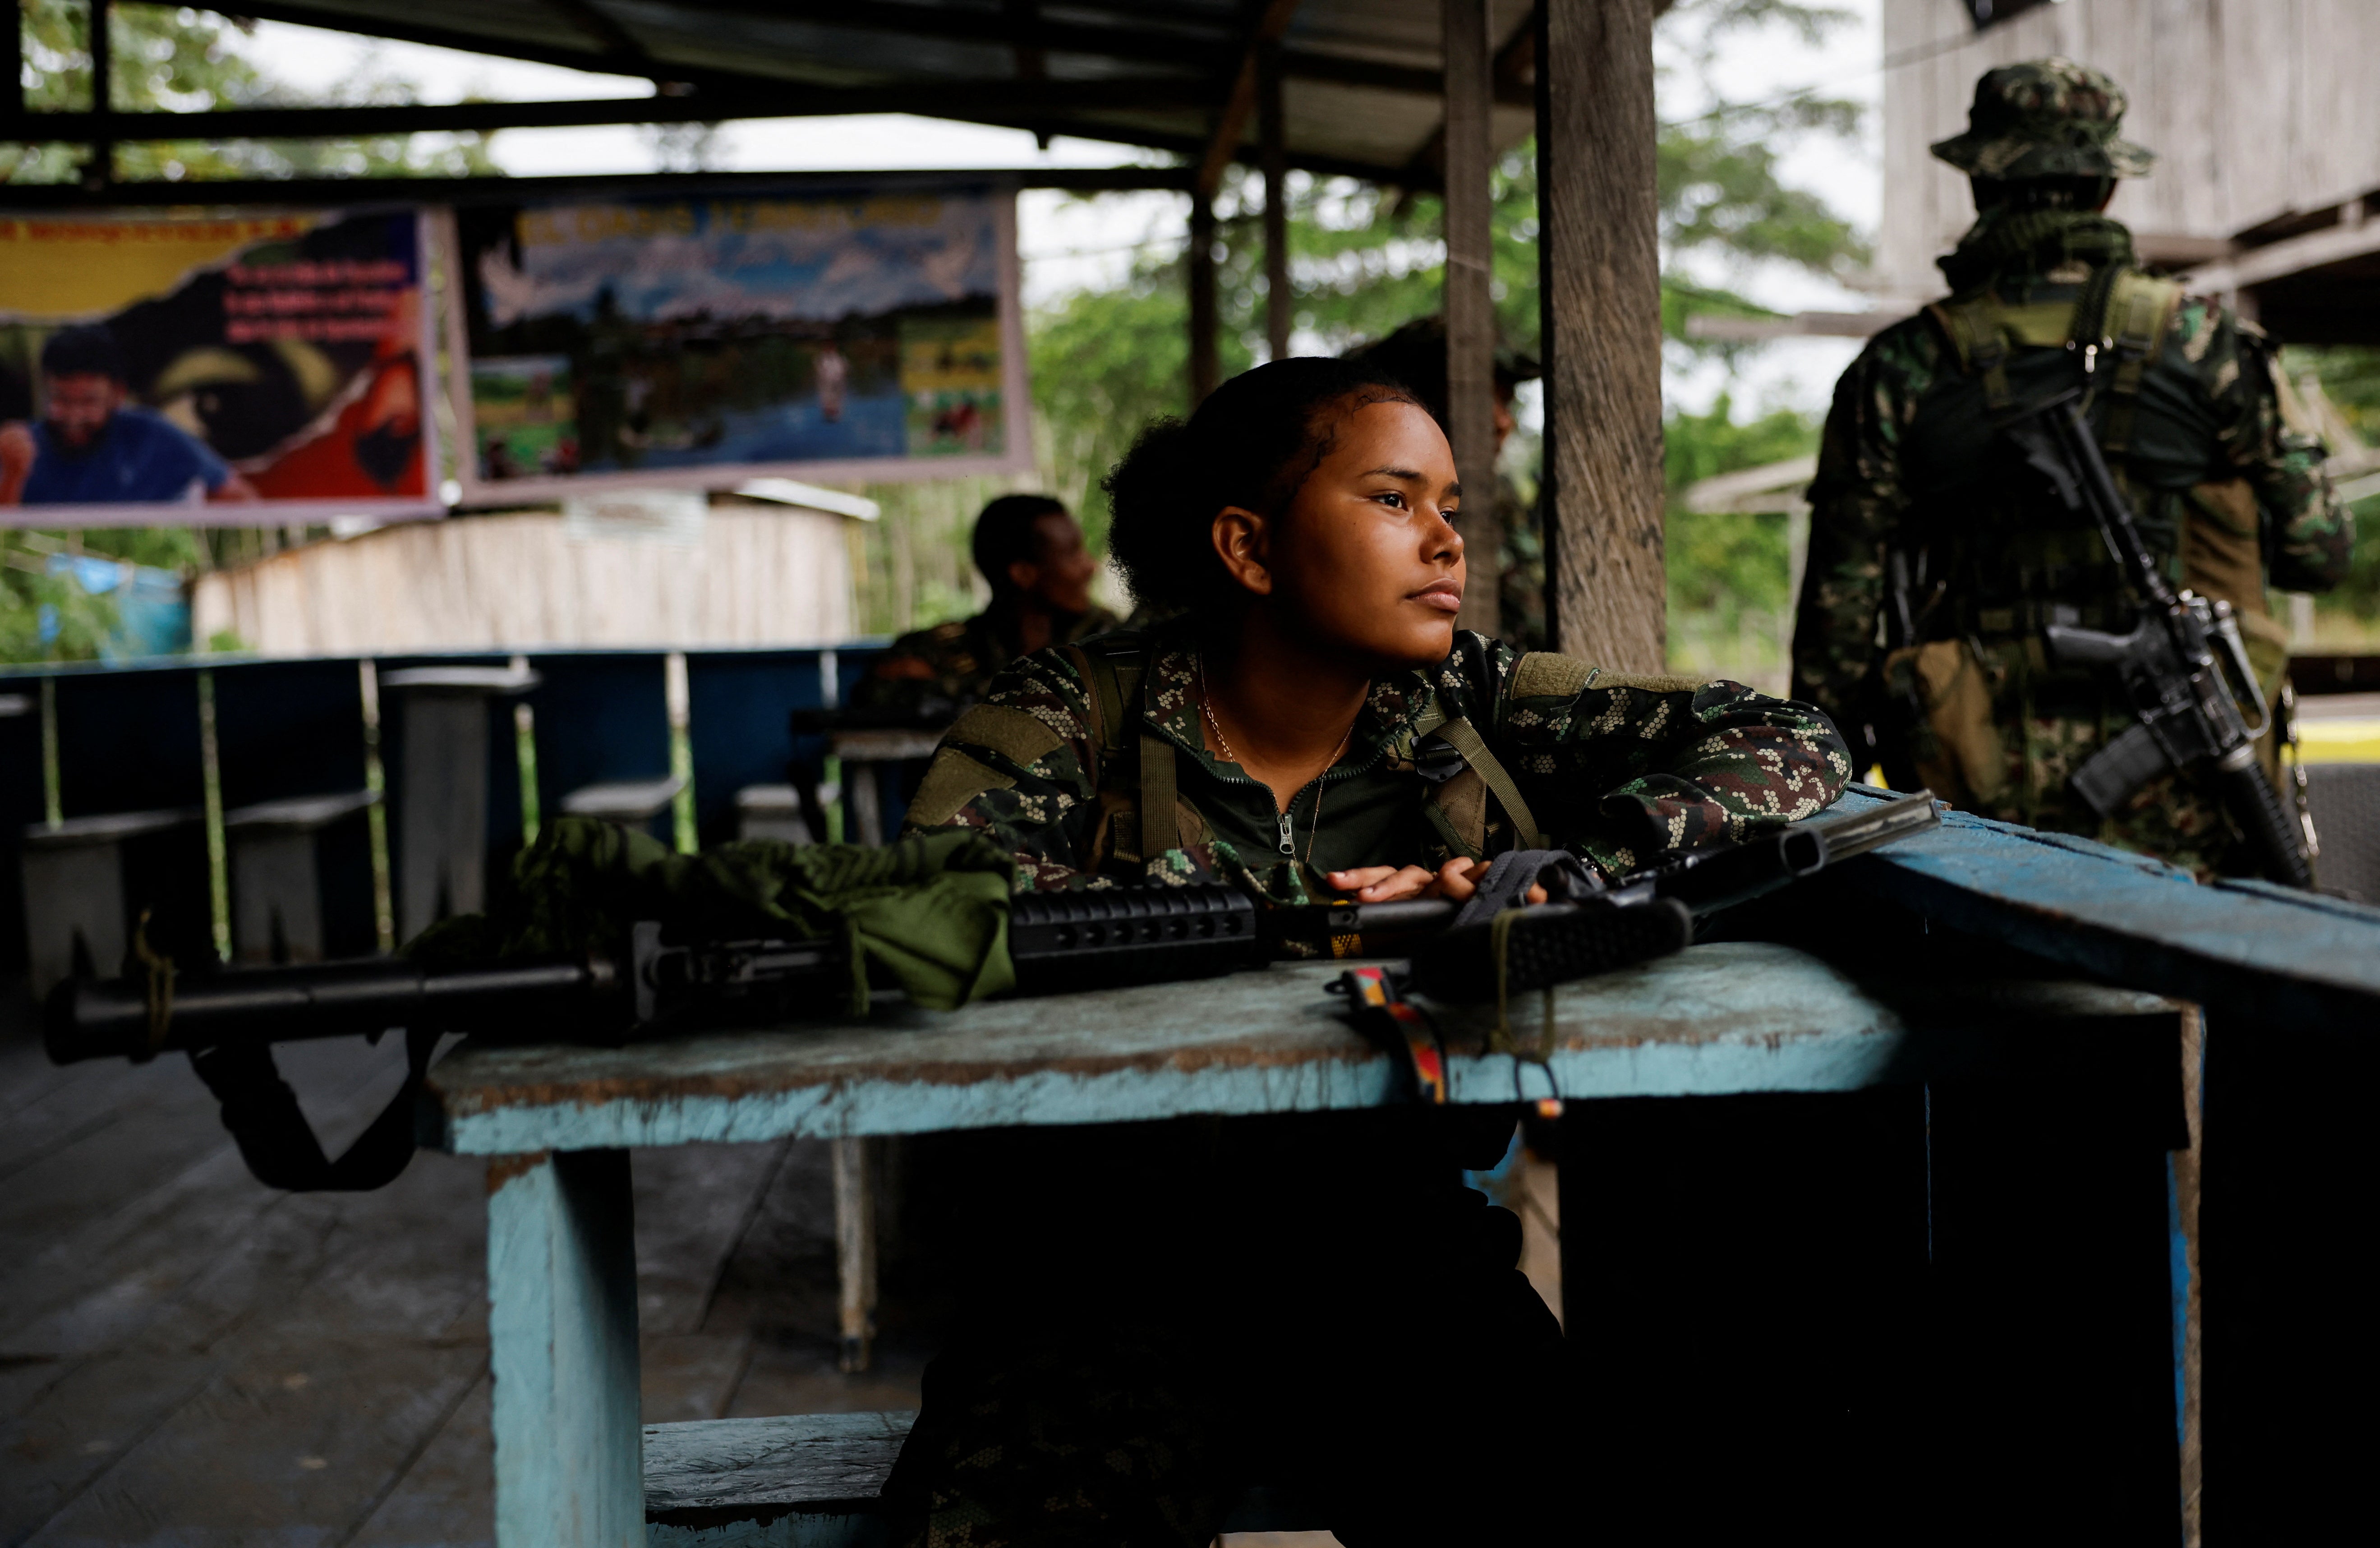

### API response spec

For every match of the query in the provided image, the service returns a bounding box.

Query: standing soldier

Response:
[1793,59,2352,880]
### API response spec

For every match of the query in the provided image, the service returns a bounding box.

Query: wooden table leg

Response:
[487,1149,644,1548]
[833,1136,878,1373]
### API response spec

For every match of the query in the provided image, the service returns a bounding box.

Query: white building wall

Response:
[192,504,858,656]
[1881,0,2380,298]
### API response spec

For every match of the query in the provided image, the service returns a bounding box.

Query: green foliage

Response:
[1663,397,1821,690]
[2283,347,2380,638]
[6,1,501,184]
[0,525,211,662]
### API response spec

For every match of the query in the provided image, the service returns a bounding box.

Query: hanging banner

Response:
[446,180,1030,502]
[0,209,441,527]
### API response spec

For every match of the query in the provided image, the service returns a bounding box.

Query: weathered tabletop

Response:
[423,940,2176,1548]
[419,940,2020,1156]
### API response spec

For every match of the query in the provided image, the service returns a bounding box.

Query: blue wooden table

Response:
[419,938,2180,1546]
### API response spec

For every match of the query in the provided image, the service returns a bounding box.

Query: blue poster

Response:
[451,183,1027,500]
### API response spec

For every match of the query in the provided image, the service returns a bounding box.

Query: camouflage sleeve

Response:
[894,651,1109,893]
[2204,309,2353,593]
[1791,325,1928,728]
[1487,647,1853,876]
[849,622,962,715]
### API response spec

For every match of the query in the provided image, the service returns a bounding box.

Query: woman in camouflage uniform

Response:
[881,358,1851,1547]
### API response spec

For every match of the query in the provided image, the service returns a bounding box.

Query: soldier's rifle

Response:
[2005,392,2314,887]
[42,794,1939,1189]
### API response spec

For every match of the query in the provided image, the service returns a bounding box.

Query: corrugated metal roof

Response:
[235,0,1540,183]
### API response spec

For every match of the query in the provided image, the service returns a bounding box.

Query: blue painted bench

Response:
[643,1411,911,1548]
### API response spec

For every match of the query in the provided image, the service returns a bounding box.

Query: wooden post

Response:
[1443,0,1499,638]
[1188,189,1219,403]
[86,0,112,188]
[6,0,25,121]
[1536,0,1665,670]
[1259,41,1291,360]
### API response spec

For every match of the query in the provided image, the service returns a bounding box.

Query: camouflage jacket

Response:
[853,603,1121,719]
[899,620,1850,899]
[1793,246,2351,733]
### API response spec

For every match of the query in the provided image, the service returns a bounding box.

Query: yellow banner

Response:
[0,215,320,322]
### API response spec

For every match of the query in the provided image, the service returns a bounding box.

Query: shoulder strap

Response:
[1929,294,2016,411]
[2095,271,2184,456]
[1138,731,1177,861]
[1058,640,1148,785]
[1433,717,1547,852]
[1060,637,1179,862]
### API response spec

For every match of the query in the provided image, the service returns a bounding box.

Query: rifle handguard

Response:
[1405,894,1695,1003]
[1007,884,1260,994]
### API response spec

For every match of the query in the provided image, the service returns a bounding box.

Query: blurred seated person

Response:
[0,325,258,507]
[855,493,1116,720]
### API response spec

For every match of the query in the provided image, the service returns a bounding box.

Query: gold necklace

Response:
[1199,659,1353,864]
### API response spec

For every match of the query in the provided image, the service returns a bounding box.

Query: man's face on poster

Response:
[44,373,124,449]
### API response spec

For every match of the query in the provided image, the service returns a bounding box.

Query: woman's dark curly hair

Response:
[1102,357,1420,619]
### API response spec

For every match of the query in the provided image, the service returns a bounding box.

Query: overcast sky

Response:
[237,0,1890,415]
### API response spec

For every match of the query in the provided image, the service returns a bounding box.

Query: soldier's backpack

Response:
[1928,265,2184,458]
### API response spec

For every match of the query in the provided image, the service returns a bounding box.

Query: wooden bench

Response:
[641,1411,1326,1544]
[644,1411,911,1547]
[561,774,686,841]
[19,807,199,996]
[382,663,538,938]
[223,789,378,963]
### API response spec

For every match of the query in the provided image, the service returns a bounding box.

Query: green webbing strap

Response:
[2099,271,2181,456]
[1063,640,1168,858]
[1435,717,1546,851]
[1931,295,2015,410]
[1138,731,1177,861]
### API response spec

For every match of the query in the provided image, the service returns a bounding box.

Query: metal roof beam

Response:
[539,0,657,71]
[224,2,752,89]
[686,0,1239,66]
[2,79,1217,142]
[0,165,1196,210]
[1395,6,1539,186]
[1197,0,1305,199]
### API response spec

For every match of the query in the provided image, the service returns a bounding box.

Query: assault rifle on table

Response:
[42,792,1938,1189]
[2007,392,2314,887]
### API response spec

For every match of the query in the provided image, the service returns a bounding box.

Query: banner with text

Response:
[449,181,1029,502]
[0,209,440,526]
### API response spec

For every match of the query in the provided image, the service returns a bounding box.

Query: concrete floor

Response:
[0,1009,1559,1548]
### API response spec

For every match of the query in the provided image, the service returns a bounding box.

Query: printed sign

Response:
[0,210,440,526]
[447,182,1029,500]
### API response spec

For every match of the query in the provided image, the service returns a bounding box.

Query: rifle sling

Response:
[189,1024,439,1192]
[1436,717,1547,851]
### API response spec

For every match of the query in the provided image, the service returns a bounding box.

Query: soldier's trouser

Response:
[881,1110,1583,1548]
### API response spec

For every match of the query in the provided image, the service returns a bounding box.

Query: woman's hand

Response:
[1326,858,1547,905]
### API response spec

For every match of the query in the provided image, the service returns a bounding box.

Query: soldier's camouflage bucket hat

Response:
[1930,58,2156,180]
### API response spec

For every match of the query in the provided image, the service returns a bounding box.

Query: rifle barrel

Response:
[45,958,609,1065]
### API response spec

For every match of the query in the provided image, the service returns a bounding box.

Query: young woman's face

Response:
[1217,397,1465,671]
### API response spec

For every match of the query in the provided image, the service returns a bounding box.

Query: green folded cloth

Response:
[407,816,1017,1013]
